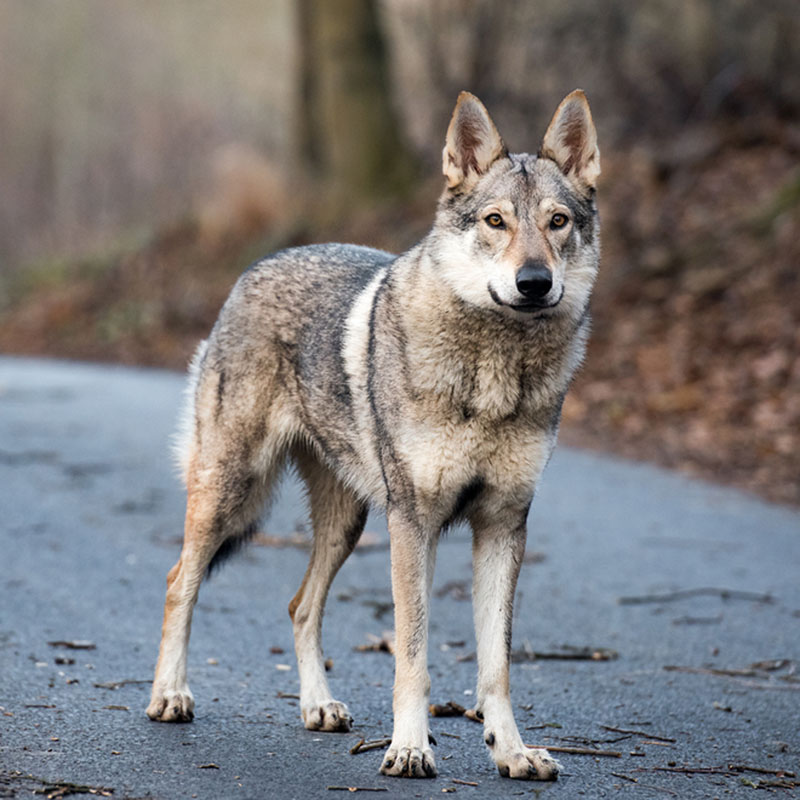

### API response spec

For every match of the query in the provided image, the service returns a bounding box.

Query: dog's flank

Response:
[148,89,600,782]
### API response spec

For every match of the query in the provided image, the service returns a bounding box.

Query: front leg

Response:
[471,505,560,781]
[380,509,438,778]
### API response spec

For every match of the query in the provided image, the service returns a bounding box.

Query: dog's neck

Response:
[388,246,586,422]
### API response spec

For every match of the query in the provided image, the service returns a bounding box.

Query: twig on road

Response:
[728,764,796,778]
[459,645,619,663]
[601,725,676,743]
[35,778,113,798]
[430,701,466,717]
[47,640,96,650]
[526,744,622,758]
[637,765,731,775]
[93,679,151,690]
[618,587,773,605]
[664,661,800,690]
[349,737,392,755]
[511,645,619,662]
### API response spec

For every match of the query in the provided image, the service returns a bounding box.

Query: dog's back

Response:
[175,243,393,492]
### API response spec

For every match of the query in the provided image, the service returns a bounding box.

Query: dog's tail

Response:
[172,339,208,484]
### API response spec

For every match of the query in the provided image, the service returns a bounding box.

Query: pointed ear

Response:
[540,89,600,191]
[442,92,507,190]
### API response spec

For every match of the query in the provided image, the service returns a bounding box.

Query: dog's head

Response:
[433,90,600,322]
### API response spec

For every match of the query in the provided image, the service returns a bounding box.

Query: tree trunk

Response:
[296,0,417,207]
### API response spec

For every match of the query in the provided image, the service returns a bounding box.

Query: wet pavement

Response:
[1,356,798,799]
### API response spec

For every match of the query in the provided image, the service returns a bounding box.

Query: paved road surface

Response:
[1,357,798,799]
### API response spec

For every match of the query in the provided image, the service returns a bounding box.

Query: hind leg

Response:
[147,458,273,722]
[289,448,367,732]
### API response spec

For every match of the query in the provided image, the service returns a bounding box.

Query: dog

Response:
[147,89,600,781]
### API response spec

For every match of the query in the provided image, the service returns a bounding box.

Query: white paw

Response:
[302,699,352,732]
[494,745,560,781]
[380,744,437,778]
[146,686,195,722]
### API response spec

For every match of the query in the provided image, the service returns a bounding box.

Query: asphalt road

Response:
[1,356,798,800]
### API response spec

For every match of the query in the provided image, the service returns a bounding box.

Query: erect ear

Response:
[442,91,507,190]
[540,89,600,191]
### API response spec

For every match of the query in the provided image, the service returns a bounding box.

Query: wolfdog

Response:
[147,89,600,781]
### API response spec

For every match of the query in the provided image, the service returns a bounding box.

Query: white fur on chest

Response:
[397,409,556,517]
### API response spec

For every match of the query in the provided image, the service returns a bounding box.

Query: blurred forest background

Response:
[0,0,798,505]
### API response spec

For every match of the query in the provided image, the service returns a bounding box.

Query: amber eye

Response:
[550,213,569,229]
[485,213,505,228]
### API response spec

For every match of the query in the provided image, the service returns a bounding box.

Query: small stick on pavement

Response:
[349,737,392,755]
[93,679,151,690]
[638,765,731,775]
[757,779,800,789]
[452,778,479,786]
[511,645,619,662]
[601,725,677,743]
[663,664,800,690]
[611,773,638,783]
[47,639,96,650]
[618,587,773,605]
[430,701,466,717]
[526,745,622,758]
[728,764,796,778]
[37,779,113,799]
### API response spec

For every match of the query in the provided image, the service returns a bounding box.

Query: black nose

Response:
[516,260,553,300]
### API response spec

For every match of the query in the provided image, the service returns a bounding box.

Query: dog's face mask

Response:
[433,91,600,323]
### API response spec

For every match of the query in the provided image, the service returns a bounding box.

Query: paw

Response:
[302,700,352,732]
[380,745,437,778]
[146,687,195,722]
[495,747,560,781]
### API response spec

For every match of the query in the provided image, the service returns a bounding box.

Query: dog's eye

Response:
[550,213,569,229]
[485,213,505,229]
